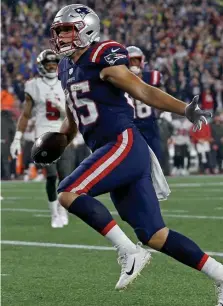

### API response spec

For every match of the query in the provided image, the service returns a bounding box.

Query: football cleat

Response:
[216,282,223,306]
[23,174,30,182]
[49,200,63,228]
[115,242,151,290]
[51,215,63,228]
[58,204,69,226]
[33,173,45,182]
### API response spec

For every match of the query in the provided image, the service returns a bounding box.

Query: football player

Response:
[49,4,223,302]
[10,50,71,228]
[126,46,162,160]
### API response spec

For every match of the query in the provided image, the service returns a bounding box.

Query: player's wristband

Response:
[14,131,23,140]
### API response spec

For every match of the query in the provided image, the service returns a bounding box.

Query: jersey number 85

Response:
[69,81,99,126]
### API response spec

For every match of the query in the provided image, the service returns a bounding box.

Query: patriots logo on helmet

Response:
[104,53,127,65]
[74,7,91,18]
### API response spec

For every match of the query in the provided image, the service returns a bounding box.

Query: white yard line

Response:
[110,211,223,220]
[169,197,223,201]
[1,240,223,258]
[2,208,223,220]
[2,196,45,200]
[34,214,50,217]
[2,208,49,213]
[162,214,223,220]
[1,208,187,213]
[2,181,223,192]
[169,182,223,187]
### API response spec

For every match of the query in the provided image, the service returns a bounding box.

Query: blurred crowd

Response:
[1,0,223,178]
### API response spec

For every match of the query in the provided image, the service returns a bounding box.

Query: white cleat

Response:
[33,173,45,182]
[115,243,151,290]
[216,282,223,306]
[51,215,63,228]
[58,204,69,226]
[23,174,30,182]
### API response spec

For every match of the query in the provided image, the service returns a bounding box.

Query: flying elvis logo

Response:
[74,7,91,17]
[104,52,127,65]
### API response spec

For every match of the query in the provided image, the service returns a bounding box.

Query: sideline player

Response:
[10,50,71,228]
[126,46,162,160]
[49,4,223,302]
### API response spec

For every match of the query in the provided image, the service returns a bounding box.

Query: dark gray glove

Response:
[185,95,212,131]
[34,156,61,168]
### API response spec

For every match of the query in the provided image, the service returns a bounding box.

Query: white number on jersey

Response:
[134,99,152,119]
[70,81,99,125]
[46,99,60,121]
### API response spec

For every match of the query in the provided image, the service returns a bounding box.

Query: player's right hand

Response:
[10,132,22,159]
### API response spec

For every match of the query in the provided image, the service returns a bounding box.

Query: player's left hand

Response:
[34,156,61,168]
[185,95,212,131]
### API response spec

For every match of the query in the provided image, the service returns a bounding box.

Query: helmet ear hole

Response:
[86,30,93,35]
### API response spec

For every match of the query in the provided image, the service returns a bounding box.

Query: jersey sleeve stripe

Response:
[90,40,124,63]
[150,71,161,86]
[64,128,133,194]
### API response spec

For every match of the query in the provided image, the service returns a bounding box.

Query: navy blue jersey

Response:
[133,70,161,138]
[132,70,162,160]
[58,40,135,151]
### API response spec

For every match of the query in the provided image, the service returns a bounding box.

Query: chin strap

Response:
[45,72,58,79]
[129,66,141,75]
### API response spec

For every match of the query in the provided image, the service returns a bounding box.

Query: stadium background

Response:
[1,1,223,306]
[1,0,223,179]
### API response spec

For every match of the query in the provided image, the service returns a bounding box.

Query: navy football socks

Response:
[68,194,116,235]
[161,230,208,270]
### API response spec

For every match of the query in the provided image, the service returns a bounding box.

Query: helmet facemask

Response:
[127,46,146,75]
[50,21,89,57]
[37,50,59,79]
[50,5,101,57]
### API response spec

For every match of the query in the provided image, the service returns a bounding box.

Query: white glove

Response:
[10,131,22,159]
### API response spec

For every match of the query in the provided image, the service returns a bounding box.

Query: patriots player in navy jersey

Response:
[126,46,162,161]
[49,4,223,300]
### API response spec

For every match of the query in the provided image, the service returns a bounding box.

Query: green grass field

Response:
[1,176,223,306]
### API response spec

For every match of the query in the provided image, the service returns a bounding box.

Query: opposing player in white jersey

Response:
[10,49,72,228]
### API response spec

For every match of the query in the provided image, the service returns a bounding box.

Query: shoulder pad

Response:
[24,78,37,98]
[89,40,129,67]
[57,57,68,81]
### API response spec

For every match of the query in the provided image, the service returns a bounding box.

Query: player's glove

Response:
[10,131,22,159]
[34,156,61,168]
[185,95,212,131]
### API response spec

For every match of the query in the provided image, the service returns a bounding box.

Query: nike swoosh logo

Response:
[111,48,120,52]
[126,258,135,275]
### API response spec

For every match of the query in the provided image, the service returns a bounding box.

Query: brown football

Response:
[31,132,68,164]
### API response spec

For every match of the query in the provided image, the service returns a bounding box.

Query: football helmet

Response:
[50,4,100,56]
[36,49,59,79]
[126,46,145,75]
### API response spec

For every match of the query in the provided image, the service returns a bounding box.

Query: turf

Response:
[1,176,223,306]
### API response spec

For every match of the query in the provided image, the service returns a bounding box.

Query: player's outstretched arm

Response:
[10,94,33,158]
[101,65,211,130]
[60,104,78,145]
[17,94,33,133]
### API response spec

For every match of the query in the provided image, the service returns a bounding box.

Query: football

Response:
[31,132,68,164]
